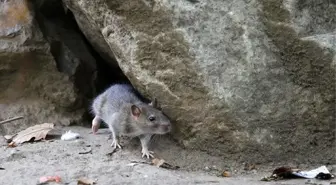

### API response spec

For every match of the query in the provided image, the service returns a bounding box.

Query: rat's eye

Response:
[148,116,156,121]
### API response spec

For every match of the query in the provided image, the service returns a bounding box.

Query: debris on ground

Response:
[244,163,257,171]
[8,142,17,148]
[204,166,211,171]
[222,171,231,177]
[152,158,165,167]
[4,134,16,143]
[127,158,180,170]
[8,123,54,147]
[4,135,15,140]
[274,166,299,179]
[77,177,96,185]
[193,180,220,184]
[261,166,303,181]
[292,166,334,179]
[126,163,136,167]
[106,148,118,156]
[38,175,61,184]
[78,147,92,154]
[129,160,151,165]
[0,116,23,125]
[151,158,180,170]
[126,162,140,167]
[0,167,4,170]
[203,165,232,177]
[61,130,81,141]
[261,166,335,181]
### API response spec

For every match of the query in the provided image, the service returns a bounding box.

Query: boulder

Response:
[0,0,96,134]
[63,0,335,163]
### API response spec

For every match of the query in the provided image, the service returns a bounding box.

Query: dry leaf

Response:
[244,163,256,171]
[77,177,96,185]
[272,166,296,178]
[262,166,301,181]
[9,123,54,146]
[152,158,165,167]
[7,142,16,147]
[222,171,231,177]
[39,175,61,183]
[151,158,180,170]
[4,135,14,140]
[4,134,15,143]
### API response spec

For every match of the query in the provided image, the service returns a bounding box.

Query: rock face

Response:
[0,0,97,134]
[65,0,335,163]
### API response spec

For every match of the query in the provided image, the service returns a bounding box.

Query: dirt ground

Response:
[0,126,334,185]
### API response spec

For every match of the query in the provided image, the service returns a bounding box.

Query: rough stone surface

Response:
[63,0,335,164]
[0,0,92,134]
[34,0,100,120]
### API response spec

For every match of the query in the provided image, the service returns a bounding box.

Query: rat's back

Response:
[91,84,142,118]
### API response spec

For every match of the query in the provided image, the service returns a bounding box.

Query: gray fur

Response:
[90,83,171,158]
[91,84,142,121]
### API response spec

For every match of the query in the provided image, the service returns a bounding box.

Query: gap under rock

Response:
[32,0,131,126]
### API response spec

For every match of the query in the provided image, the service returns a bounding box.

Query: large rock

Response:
[63,0,335,163]
[0,0,96,134]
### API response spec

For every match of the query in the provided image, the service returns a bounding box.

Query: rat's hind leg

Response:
[92,116,101,134]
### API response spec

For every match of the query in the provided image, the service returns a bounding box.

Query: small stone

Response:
[211,165,218,170]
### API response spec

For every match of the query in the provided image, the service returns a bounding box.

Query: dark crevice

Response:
[49,41,63,71]
[80,33,131,94]
[32,0,130,125]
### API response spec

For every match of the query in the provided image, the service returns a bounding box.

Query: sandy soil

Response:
[0,126,334,185]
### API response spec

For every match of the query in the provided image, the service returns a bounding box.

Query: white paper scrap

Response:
[61,130,80,141]
[292,166,330,179]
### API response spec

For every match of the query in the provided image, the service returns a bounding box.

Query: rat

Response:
[90,83,171,158]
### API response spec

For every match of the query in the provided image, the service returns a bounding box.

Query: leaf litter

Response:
[128,158,180,170]
[152,158,180,170]
[77,177,96,185]
[38,175,61,184]
[7,123,54,147]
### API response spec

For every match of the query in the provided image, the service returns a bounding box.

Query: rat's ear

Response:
[149,98,157,108]
[131,105,141,118]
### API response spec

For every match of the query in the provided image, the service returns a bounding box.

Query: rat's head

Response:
[130,99,171,135]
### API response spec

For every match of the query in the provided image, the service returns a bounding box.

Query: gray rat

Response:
[90,84,171,158]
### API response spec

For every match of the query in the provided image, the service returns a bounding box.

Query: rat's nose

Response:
[161,124,171,132]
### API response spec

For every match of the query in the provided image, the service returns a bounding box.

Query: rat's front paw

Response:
[141,148,154,159]
[111,140,122,149]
